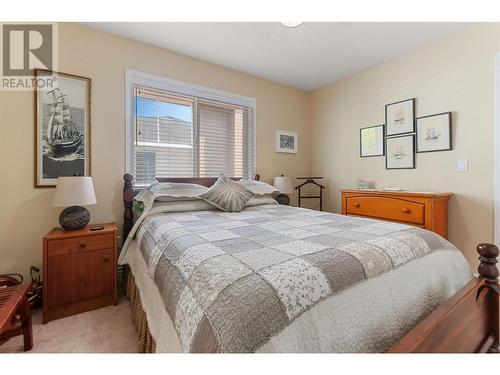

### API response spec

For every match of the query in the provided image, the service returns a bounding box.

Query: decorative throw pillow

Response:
[200,174,255,212]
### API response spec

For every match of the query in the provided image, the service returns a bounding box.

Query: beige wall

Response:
[309,23,500,267]
[2,23,499,279]
[0,23,311,279]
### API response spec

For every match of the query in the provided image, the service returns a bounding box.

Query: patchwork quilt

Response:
[126,204,465,353]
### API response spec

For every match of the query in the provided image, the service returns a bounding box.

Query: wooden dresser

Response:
[340,189,453,238]
[43,223,117,323]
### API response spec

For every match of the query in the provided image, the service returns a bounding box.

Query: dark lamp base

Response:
[59,206,90,231]
[276,193,290,205]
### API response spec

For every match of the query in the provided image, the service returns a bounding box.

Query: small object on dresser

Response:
[43,223,117,323]
[273,175,294,205]
[53,176,97,231]
[90,225,104,231]
[356,179,369,189]
[384,186,403,191]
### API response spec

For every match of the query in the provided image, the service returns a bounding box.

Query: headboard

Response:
[122,173,261,244]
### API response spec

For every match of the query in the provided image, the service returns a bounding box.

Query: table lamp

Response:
[53,176,97,230]
[273,175,294,205]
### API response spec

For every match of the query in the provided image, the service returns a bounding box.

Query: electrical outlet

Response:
[457,159,468,172]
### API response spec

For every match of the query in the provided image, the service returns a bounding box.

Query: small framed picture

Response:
[276,130,298,153]
[386,134,415,170]
[385,98,415,136]
[416,112,452,153]
[360,125,384,157]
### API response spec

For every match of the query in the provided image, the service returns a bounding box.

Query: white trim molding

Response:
[494,53,500,246]
[124,68,257,174]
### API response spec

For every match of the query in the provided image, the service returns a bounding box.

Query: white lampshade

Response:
[53,176,97,207]
[273,176,294,194]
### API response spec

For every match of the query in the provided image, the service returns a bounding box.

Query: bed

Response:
[119,173,500,353]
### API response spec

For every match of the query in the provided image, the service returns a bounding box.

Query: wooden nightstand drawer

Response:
[47,233,113,256]
[43,223,117,323]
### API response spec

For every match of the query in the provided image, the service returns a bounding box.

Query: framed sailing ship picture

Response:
[416,112,452,153]
[35,70,91,187]
[360,124,384,157]
[385,134,415,169]
[385,98,415,136]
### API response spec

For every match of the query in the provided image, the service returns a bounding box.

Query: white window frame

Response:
[125,69,257,175]
[495,52,500,248]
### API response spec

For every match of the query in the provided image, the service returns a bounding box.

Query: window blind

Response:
[132,84,255,186]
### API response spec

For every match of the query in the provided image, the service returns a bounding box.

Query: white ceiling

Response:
[85,22,471,91]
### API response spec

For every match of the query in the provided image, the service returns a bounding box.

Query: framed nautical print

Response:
[360,124,384,157]
[276,129,298,153]
[416,112,452,153]
[385,98,415,136]
[385,134,415,169]
[35,70,91,187]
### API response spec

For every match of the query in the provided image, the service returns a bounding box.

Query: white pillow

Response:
[244,196,278,207]
[135,181,208,203]
[236,179,278,196]
[151,199,216,213]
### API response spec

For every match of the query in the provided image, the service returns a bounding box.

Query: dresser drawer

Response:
[47,233,114,256]
[345,196,425,225]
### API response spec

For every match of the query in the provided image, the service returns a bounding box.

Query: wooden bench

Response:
[0,284,33,351]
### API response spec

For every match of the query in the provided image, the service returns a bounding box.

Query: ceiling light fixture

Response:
[279,21,304,28]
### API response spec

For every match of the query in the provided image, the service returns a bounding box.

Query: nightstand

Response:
[43,223,118,324]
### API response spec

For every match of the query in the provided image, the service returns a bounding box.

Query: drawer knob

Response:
[354,203,360,208]
[402,208,410,214]
[79,242,87,248]
[103,256,111,262]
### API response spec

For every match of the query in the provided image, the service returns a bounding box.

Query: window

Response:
[126,70,256,186]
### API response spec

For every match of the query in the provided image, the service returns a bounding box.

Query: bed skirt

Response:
[126,271,156,353]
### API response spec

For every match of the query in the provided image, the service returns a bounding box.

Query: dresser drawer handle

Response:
[79,242,87,248]
[402,208,410,214]
[354,203,360,208]
[103,256,111,262]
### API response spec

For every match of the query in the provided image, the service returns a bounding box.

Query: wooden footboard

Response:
[388,243,500,353]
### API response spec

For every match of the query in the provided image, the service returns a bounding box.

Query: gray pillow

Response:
[200,174,255,212]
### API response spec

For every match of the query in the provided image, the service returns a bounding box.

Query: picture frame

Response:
[35,69,91,187]
[385,134,415,170]
[360,124,385,157]
[385,98,415,136]
[416,112,452,153]
[275,129,298,154]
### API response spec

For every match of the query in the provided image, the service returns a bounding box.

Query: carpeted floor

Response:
[0,297,138,353]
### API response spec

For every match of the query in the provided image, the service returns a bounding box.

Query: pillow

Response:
[200,174,255,212]
[134,182,208,203]
[151,200,216,213]
[244,195,278,207]
[236,179,279,196]
[133,199,214,219]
